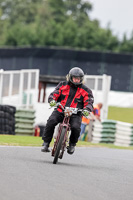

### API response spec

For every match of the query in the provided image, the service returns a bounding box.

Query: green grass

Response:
[0,135,42,146]
[108,106,133,124]
[0,135,133,150]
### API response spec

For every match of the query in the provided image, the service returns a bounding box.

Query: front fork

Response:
[58,126,70,159]
[52,122,70,158]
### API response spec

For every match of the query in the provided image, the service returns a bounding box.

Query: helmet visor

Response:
[72,76,81,82]
[71,76,83,85]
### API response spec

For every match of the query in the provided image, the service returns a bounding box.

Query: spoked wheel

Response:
[53,127,66,164]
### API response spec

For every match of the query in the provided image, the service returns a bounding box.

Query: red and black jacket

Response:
[48,81,94,113]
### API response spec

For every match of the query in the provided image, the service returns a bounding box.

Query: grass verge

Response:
[0,135,133,150]
[108,106,133,124]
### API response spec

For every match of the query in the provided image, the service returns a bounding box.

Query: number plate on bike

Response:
[64,107,78,116]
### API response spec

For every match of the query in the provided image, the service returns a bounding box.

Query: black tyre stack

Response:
[0,105,16,135]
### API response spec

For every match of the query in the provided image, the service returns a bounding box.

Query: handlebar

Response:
[56,102,83,113]
[49,102,89,118]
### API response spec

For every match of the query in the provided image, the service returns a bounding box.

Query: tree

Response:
[0,0,131,53]
[118,32,133,53]
[0,0,44,24]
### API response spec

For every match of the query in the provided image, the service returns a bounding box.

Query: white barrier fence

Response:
[0,69,39,108]
[91,120,133,147]
[84,74,111,119]
[115,121,133,147]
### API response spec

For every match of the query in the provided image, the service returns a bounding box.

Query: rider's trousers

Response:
[42,110,82,144]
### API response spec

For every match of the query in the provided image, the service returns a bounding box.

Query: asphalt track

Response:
[0,146,133,200]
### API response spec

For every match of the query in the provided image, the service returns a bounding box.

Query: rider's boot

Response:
[41,141,50,152]
[67,143,76,155]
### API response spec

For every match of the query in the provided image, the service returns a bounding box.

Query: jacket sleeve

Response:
[83,89,94,112]
[48,82,63,103]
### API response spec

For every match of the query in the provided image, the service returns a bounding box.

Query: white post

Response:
[9,72,13,97]
[102,74,112,119]
[0,69,4,104]
[94,77,98,104]
[26,71,31,108]
[106,76,112,117]
[34,69,39,105]
[19,70,24,107]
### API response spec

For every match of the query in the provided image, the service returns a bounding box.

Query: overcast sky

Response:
[88,0,133,40]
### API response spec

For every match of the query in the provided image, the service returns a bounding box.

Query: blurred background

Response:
[0,0,133,145]
[89,0,133,40]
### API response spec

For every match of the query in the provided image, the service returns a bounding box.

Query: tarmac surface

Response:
[0,146,133,200]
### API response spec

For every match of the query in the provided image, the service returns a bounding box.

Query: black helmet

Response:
[68,67,84,85]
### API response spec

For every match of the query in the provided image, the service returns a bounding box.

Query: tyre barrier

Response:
[15,109,35,135]
[91,120,116,144]
[114,121,133,147]
[0,105,16,135]
[91,120,133,147]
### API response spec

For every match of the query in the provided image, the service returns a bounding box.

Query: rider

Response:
[41,67,94,154]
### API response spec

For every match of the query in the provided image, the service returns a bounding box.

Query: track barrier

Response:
[0,105,16,135]
[82,119,133,147]
[15,109,35,135]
